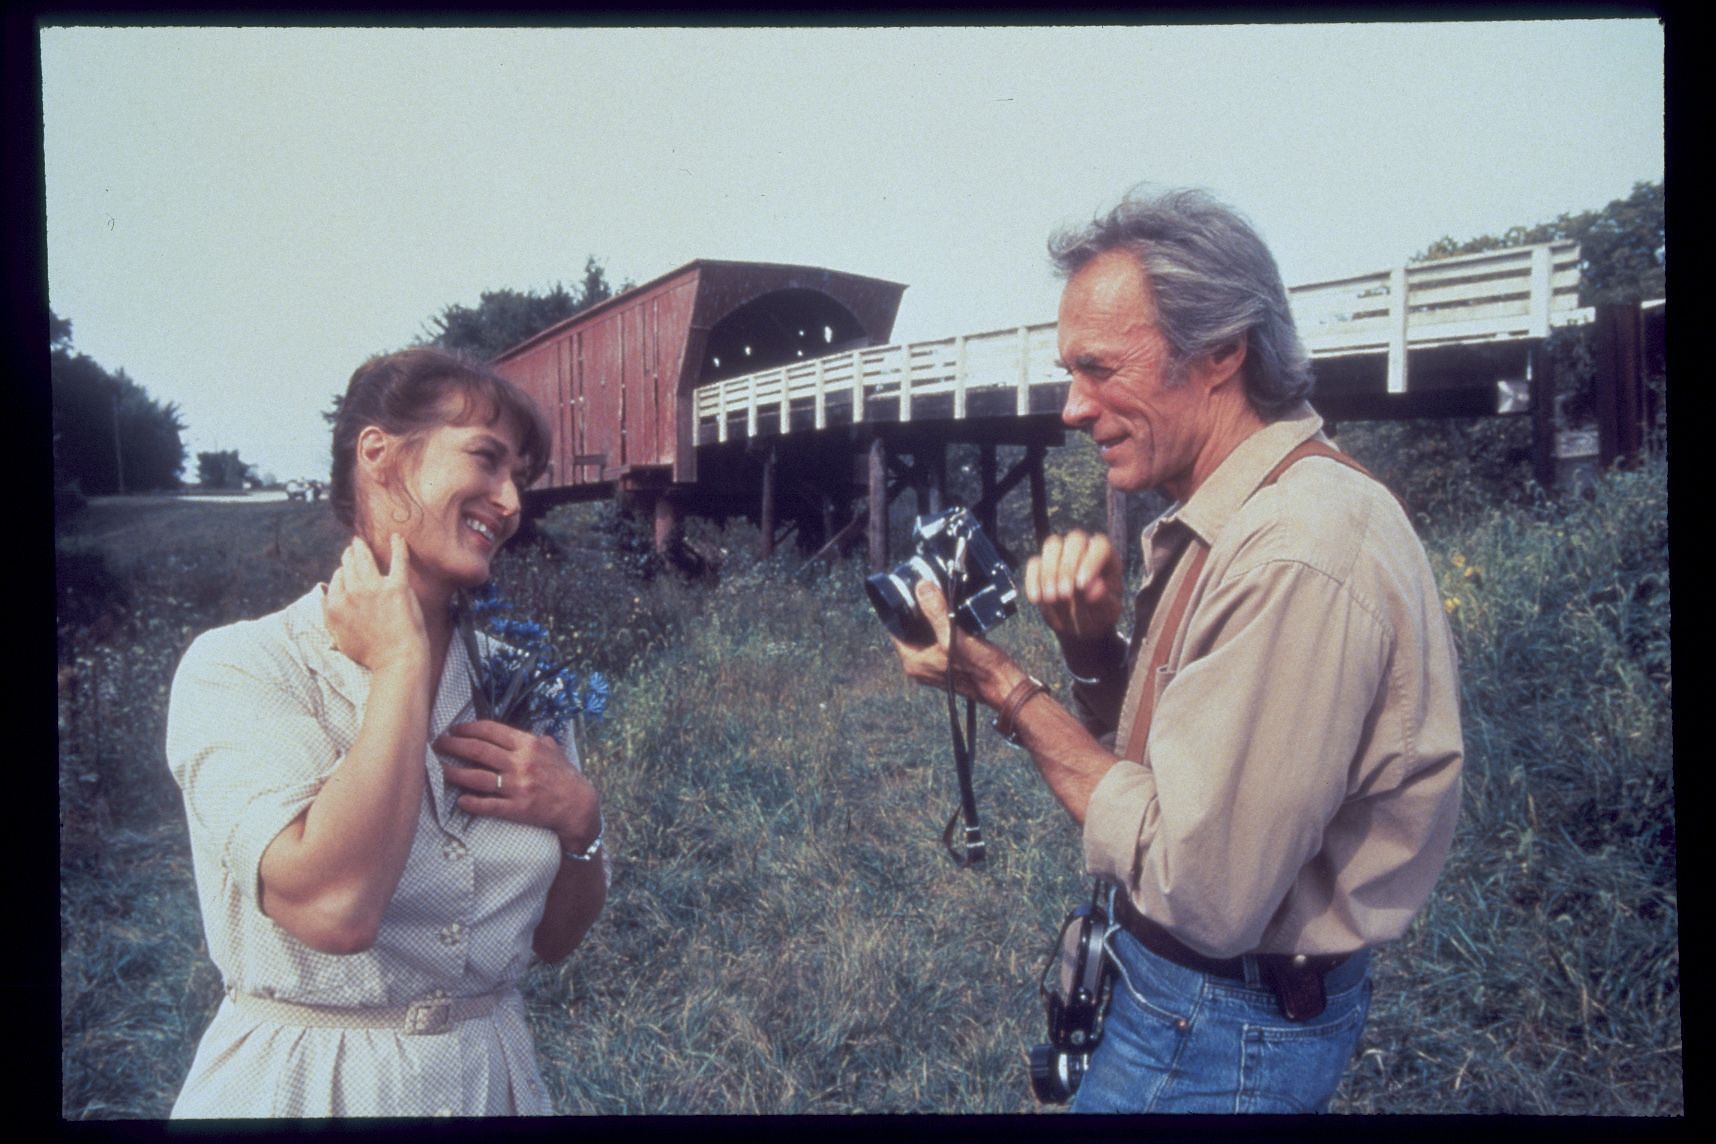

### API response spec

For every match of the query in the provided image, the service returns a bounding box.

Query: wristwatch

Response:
[562,817,605,863]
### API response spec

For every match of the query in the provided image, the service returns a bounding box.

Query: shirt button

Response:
[438,923,464,947]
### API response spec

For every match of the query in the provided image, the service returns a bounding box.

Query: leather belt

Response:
[1110,892,1352,1020]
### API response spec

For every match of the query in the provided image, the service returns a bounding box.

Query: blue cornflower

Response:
[455,586,613,738]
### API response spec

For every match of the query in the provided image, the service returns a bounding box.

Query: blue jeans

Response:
[1070,926,1372,1114]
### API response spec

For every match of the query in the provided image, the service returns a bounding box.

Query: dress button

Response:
[443,839,468,860]
[438,923,464,947]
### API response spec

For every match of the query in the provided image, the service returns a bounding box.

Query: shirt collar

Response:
[1152,402,1326,551]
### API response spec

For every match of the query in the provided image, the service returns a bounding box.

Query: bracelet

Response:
[562,817,605,863]
[992,676,1050,747]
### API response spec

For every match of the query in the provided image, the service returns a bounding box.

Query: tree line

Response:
[51,178,1660,507]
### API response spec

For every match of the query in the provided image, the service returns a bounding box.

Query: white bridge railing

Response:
[693,241,1587,442]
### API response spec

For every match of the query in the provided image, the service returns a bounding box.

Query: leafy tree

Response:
[1417,180,1664,304]
[422,256,619,362]
[50,312,187,494]
[196,449,253,490]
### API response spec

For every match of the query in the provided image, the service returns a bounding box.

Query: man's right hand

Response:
[1025,529,1124,646]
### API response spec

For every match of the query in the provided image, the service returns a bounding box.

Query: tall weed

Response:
[57,451,1676,1116]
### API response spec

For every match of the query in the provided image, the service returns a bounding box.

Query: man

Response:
[890,187,1463,1113]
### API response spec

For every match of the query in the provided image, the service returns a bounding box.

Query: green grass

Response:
[56,449,1677,1117]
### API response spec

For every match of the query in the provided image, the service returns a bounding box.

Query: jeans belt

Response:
[227,987,506,1036]
[1110,891,1350,983]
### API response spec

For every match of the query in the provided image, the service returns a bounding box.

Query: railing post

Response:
[1387,266,1409,394]
[853,349,866,424]
[899,343,913,423]
[747,373,759,439]
[1529,245,1553,340]
[813,356,827,431]
[953,334,968,421]
[1016,326,1032,415]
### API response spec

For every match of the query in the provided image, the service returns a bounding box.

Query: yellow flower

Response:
[1451,552,1467,568]
[1443,597,1460,614]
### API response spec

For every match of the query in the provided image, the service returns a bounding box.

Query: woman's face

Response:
[360,395,528,600]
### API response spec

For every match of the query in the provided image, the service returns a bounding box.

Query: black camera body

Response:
[865,507,1019,646]
[1028,898,1113,1104]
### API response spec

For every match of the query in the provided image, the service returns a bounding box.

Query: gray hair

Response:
[1047,185,1313,416]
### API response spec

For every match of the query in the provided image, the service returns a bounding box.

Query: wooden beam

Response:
[1529,340,1556,489]
[1595,301,1644,470]
[760,443,777,558]
[1106,486,1127,563]
[653,493,680,555]
[868,435,888,572]
[1027,444,1050,546]
[926,441,947,515]
[977,443,998,538]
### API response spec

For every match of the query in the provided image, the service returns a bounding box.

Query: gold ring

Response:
[495,773,504,793]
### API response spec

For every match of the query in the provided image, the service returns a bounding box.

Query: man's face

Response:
[1056,249,1211,499]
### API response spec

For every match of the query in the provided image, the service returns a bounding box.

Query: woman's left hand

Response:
[435,721,601,849]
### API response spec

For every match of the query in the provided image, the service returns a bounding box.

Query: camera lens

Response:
[1027,1043,1086,1105]
[864,557,937,644]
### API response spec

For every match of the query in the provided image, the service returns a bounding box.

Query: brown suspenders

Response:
[1119,440,1403,765]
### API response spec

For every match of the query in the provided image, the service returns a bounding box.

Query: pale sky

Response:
[42,21,1664,483]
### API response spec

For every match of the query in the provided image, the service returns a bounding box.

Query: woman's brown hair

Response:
[329,347,552,530]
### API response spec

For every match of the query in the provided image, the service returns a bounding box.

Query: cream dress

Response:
[165,585,602,1117]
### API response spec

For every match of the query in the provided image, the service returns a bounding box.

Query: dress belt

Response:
[228,987,508,1036]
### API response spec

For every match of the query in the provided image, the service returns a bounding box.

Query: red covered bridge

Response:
[492,245,1654,569]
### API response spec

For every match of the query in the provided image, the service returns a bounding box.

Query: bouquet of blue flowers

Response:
[454,582,610,741]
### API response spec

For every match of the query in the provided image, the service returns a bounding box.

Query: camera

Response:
[1027,897,1113,1105]
[865,507,1019,646]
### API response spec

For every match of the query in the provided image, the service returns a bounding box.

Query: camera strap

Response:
[941,554,986,867]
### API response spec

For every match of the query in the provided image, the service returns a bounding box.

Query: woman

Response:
[165,348,607,1117]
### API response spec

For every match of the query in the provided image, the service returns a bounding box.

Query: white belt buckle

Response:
[405,996,452,1035]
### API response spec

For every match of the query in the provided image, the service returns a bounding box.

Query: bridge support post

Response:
[1027,444,1050,548]
[653,492,680,556]
[927,442,947,515]
[760,443,777,558]
[1106,486,1128,564]
[1594,301,1645,471]
[977,444,998,538]
[1529,339,1557,489]
[868,435,888,573]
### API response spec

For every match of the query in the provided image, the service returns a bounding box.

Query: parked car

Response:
[285,479,309,501]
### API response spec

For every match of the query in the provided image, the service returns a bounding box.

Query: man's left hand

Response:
[888,579,1026,710]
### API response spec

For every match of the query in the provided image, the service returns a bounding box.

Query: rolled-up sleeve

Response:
[166,626,344,914]
[1083,556,1392,958]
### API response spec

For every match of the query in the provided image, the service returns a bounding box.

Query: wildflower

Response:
[1443,597,1460,615]
[455,586,613,741]
[1451,552,1467,569]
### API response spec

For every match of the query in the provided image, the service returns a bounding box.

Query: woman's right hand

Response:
[323,533,429,673]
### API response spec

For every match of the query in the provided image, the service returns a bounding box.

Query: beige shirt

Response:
[1077,404,1463,959]
[165,585,603,1117]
